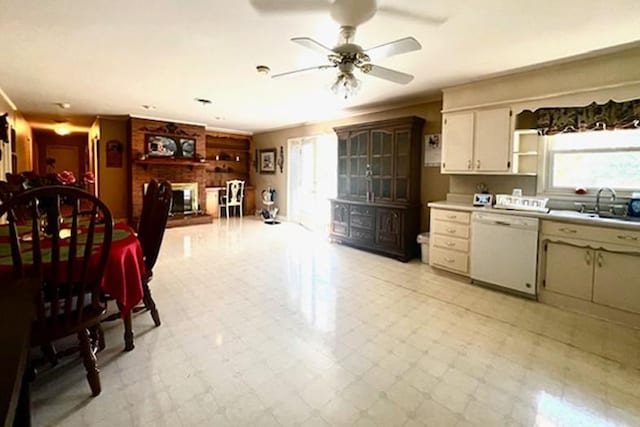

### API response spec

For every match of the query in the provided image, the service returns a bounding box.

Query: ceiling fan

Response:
[250,0,446,99]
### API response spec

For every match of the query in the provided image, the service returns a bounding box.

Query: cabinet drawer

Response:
[431,220,470,239]
[350,206,374,217]
[377,231,401,249]
[432,234,470,253]
[431,209,471,225]
[350,214,374,229]
[350,227,374,242]
[542,221,640,249]
[430,247,469,274]
[332,222,348,237]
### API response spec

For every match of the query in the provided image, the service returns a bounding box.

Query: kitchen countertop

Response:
[428,201,640,231]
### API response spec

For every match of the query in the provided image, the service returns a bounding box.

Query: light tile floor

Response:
[32,219,640,426]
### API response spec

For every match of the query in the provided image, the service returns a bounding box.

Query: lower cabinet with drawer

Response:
[540,220,640,320]
[429,208,471,276]
[329,199,420,261]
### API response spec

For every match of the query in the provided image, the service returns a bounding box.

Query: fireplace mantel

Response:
[129,117,208,225]
[134,158,207,170]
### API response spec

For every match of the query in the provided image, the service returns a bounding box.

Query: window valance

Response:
[530,99,640,135]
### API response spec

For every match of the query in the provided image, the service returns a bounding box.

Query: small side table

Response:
[262,200,279,224]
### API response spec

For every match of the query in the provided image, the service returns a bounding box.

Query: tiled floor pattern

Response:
[32,219,640,426]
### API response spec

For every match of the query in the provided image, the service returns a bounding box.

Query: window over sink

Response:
[542,128,640,196]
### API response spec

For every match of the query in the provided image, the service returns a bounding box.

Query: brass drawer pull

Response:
[446,228,457,234]
[444,257,455,263]
[617,235,639,241]
[445,241,456,247]
[559,227,577,234]
[446,214,457,219]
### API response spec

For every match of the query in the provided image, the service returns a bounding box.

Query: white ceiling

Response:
[1,0,640,134]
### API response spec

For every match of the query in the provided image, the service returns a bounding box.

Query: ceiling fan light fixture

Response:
[331,72,361,100]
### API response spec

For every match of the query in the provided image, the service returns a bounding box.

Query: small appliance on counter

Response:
[629,192,640,218]
[473,193,494,207]
[472,182,494,207]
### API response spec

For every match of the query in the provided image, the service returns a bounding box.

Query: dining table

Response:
[0,220,146,351]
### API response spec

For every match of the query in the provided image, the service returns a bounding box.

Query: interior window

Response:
[544,129,640,194]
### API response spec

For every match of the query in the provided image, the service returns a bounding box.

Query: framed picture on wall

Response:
[106,140,123,168]
[259,148,276,174]
[145,134,196,159]
[178,138,196,159]
[146,134,177,157]
[424,133,442,167]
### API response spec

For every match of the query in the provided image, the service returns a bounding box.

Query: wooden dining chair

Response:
[0,176,24,206]
[135,179,172,326]
[219,179,245,218]
[0,185,114,397]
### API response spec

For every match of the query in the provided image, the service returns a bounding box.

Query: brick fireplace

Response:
[129,117,207,224]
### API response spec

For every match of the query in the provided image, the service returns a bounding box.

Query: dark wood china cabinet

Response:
[330,116,425,261]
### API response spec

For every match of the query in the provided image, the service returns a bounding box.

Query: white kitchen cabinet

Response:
[474,108,512,172]
[441,108,512,174]
[593,251,640,314]
[441,112,474,172]
[544,243,594,301]
[429,208,471,276]
[540,220,640,325]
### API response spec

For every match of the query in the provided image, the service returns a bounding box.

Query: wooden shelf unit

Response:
[205,133,252,188]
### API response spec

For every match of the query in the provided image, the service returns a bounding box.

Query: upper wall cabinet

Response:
[441,107,512,174]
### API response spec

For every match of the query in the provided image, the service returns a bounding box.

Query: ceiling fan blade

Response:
[249,0,331,13]
[364,37,421,61]
[271,64,335,79]
[363,64,414,84]
[291,37,335,56]
[377,5,447,25]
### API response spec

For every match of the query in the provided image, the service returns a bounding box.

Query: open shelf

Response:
[512,130,540,175]
[205,132,252,188]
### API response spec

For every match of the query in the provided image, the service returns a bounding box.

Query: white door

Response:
[288,134,337,232]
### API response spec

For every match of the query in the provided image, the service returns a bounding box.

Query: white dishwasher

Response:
[470,212,539,295]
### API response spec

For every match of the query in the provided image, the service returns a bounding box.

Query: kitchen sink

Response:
[549,210,640,222]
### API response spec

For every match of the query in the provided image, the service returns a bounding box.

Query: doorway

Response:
[34,130,87,178]
[288,134,337,232]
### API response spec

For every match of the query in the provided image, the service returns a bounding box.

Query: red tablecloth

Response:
[0,221,145,317]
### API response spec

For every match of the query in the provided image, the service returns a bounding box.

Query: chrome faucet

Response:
[595,187,616,214]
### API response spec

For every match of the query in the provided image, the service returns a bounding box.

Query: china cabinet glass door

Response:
[394,129,411,202]
[348,131,369,199]
[370,130,393,201]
